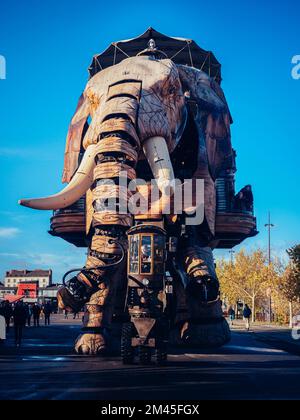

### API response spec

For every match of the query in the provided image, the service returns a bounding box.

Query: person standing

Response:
[243,304,252,331]
[73,311,80,320]
[13,301,27,346]
[0,302,6,340]
[32,303,41,327]
[3,301,13,333]
[228,306,236,327]
[43,302,52,326]
[26,304,33,327]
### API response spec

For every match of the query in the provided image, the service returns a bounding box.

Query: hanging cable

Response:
[170,42,188,61]
[113,44,117,65]
[113,43,130,58]
[62,240,125,286]
[187,41,194,67]
[200,52,210,72]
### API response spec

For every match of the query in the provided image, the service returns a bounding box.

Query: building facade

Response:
[0,284,61,306]
[4,269,52,288]
[0,269,60,307]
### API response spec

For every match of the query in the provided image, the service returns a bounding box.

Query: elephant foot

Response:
[171,299,231,348]
[181,318,231,348]
[170,318,231,348]
[75,333,106,355]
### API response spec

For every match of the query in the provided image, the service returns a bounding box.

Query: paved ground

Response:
[1,315,300,400]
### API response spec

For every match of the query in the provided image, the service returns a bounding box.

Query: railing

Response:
[52,196,85,216]
[216,177,254,216]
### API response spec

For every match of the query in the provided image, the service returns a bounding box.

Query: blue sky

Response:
[0,0,299,283]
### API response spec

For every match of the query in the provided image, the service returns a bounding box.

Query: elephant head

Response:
[19,54,232,229]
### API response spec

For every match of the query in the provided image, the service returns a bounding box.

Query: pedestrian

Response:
[64,310,68,319]
[0,301,4,318]
[13,301,27,346]
[243,304,252,331]
[73,311,80,319]
[2,301,13,333]
[228,306,236,327]
[43,302,52,326]
[0,302,6,341]
[26,304,33,326]
[32,303,41,327]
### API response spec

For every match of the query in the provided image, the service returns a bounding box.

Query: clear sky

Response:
[0,0,299,283]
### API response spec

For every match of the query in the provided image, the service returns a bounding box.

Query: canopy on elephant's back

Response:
[88,27,222,84]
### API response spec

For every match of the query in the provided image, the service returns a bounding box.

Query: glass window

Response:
[140,235,152,274]
[154,235,165,274]
[129,235,139,274]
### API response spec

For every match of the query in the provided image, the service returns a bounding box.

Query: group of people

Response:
[228,304,252,331]
[0,300,53,346]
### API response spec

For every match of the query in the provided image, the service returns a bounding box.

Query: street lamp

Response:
[265,212,275,323]
[229,250,235,265]
[264,211,274,266]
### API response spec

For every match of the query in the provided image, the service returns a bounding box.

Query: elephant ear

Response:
[62,94,90,183]
[177,65,233,180]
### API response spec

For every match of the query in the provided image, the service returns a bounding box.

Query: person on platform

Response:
[32,303,41,327]
[234,185,254,213]
[43,302,52,326]
[243,304,252,331]
[13,301,27,346]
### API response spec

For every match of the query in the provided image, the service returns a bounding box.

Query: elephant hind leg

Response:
[171,231,231,348]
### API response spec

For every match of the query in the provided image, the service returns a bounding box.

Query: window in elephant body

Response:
[129,234,139,274]
[140,235,152,274]
[154,235,165,275]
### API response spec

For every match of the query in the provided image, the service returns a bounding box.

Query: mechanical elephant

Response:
[20,50,233,354]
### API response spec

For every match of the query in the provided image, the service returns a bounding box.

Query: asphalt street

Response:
[1,316,300,400]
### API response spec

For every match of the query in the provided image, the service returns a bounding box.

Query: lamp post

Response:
[265,212,274,323]
[229,249,235,265]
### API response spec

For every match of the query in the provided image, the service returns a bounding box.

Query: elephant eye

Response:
[168,87,176,95]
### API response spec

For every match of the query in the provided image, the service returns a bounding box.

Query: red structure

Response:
[17,282,38,299]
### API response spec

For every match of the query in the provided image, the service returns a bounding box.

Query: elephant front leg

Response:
[58,113,140,354]
[75,254,126,355]
[75,285,108,355]
[58,227,127,354]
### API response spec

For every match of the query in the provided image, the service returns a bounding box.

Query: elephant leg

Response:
[171,228,230,348]
[58,105,141,354]
[75,285,108,355]
[75,251,127,355]
[58,226,127,354]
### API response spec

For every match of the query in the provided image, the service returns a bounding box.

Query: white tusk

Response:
[19,144,97,210]
[143,136,175,194]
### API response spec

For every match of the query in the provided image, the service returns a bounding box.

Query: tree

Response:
[280,245,300,327]
[217,249,270,322]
